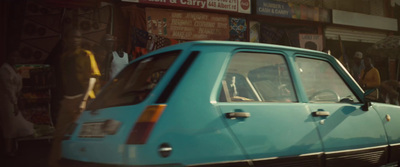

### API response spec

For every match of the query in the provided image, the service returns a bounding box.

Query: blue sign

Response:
[256,0,292,18]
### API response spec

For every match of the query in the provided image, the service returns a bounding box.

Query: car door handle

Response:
[312,111,330,117]
[225,112,251,119]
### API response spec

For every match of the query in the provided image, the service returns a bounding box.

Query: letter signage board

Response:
[146,8,229,40]
[122,0,251,14]
[256,0,330,22]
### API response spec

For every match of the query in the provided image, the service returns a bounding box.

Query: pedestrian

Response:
[0,53,35,156]
[101,34,116,82]
[48,28,101,167]
[380,80,400,105]
[350,51,365,83]
[359,57,381,101]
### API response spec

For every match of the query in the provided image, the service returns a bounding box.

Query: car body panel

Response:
[372,103,400,162]
[124,46,250,165]
[213,48,324,165]
[61,41,400,167]
[62,104,147,164]
[217,102,324,157]
[308,103,387,151]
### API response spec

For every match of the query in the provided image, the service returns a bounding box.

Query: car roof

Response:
[148,40,328,56]
[138,41,340,78]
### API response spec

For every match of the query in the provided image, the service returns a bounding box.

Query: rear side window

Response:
[296,57,359,103]
[88,51,180,110]
[219,52,297,102]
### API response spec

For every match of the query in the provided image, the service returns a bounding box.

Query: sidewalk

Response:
[2,139,52,167]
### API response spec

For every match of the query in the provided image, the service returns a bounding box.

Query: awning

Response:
[366,36,400,59]
[43,0,100,8]
[324,26,387,44]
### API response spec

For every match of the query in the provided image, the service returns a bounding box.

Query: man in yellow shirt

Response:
[359,57,381,100]
[48,29,101,167]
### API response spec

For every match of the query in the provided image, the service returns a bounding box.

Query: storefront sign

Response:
[256,0,330,22]
[122,0,251,14]
[146,8,229,40]
[299,34,323,51]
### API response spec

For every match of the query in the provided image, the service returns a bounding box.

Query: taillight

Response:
[126,105,166,144]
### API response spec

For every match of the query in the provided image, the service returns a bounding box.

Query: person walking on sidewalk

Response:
[48,28,101,167]
[350,51,365,83]
[0,54,35,156]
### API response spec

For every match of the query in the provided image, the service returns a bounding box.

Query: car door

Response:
[295,56,388,167]
[216,51,324,167]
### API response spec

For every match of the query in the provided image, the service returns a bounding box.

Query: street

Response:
[1,139,51,167]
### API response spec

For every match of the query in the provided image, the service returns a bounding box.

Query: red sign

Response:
[122,0,251,14]
[240,0,250,10]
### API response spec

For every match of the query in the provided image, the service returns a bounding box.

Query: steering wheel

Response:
[309,89,340,102]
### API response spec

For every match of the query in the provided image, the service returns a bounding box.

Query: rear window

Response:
[88,51,180,110]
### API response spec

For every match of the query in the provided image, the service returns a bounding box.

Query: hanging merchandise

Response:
[131,27,182,57]
[16,64,55,137]
[131,27,149,59]
[249,21,260,43]
[133,27,148,48]
[229,17,247,41]
[147,34,180,52]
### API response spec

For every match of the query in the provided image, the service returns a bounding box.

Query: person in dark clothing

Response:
[100,34,115,83]
[44,40,64,125]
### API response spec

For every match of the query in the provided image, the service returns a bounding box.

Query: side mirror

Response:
[361,100,371,111]
[362,89,376,111]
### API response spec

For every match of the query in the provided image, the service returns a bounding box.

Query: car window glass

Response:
[88,51,180,110]
[219,52,297,102]
[296,57,359,103]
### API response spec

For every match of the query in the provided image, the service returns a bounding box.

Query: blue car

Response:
[61,41,400,167]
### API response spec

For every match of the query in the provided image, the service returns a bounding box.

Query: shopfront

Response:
[6,0,398,141]
[324,9,398,81]
[120,0,251,58]
[2,0,253,140]
[249,0,330,51]
[3,0,113,139]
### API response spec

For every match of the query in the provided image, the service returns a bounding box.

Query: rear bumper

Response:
[60,158,185,167]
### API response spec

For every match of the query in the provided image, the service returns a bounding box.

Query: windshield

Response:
[88,51,180,110]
